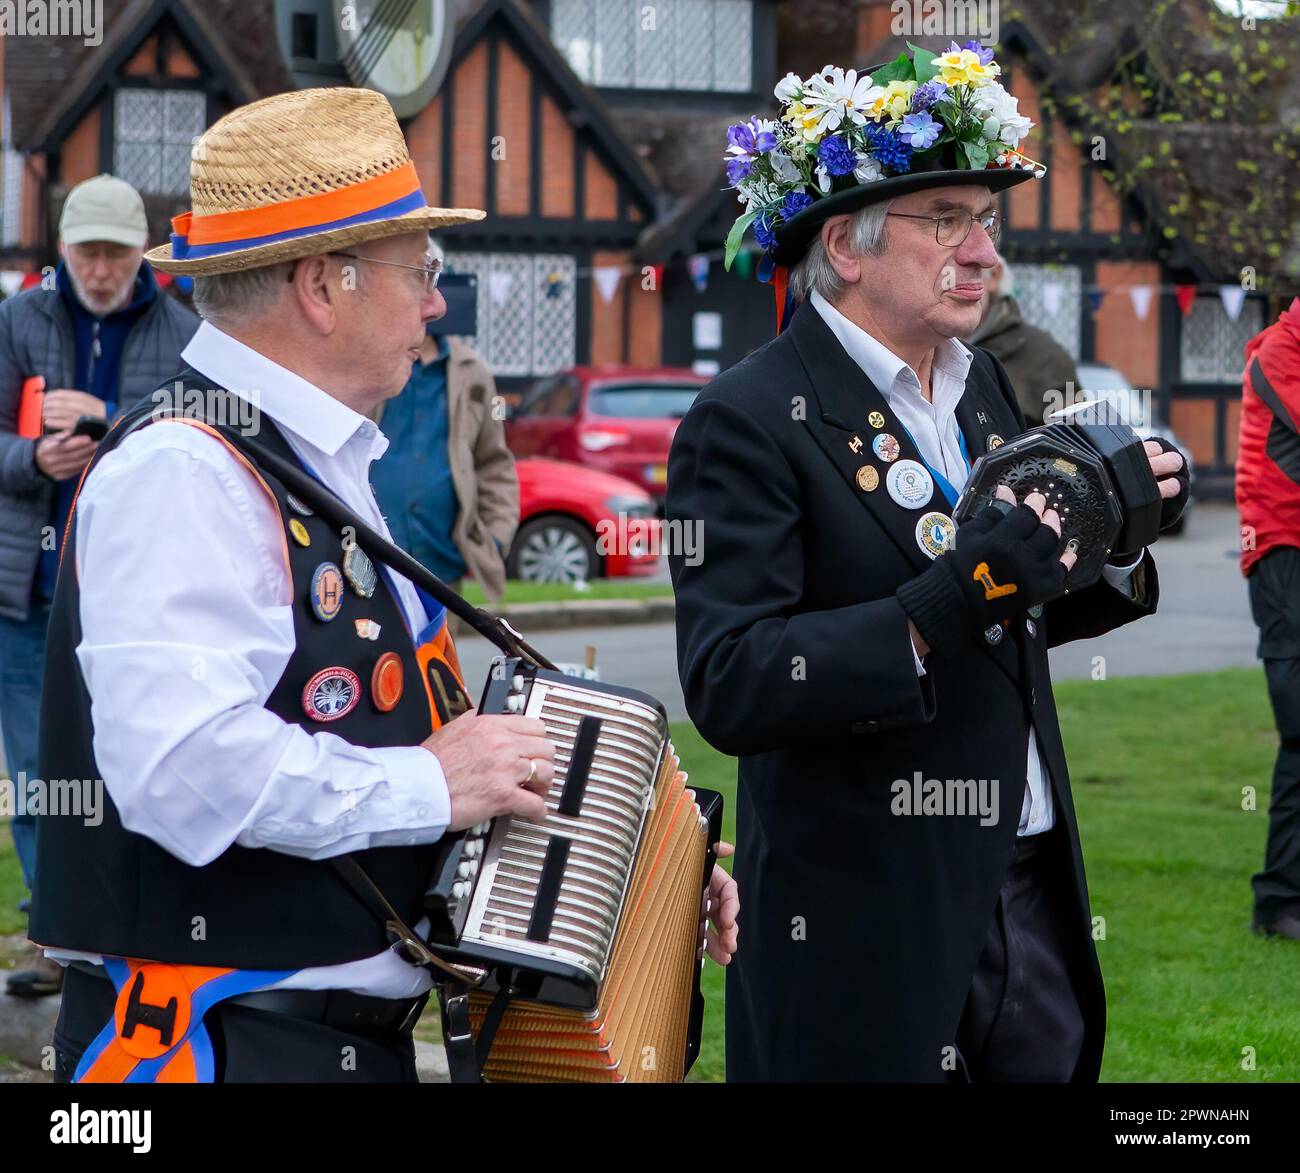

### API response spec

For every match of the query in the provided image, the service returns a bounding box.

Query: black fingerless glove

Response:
[896,501,1068,651]
[1148,435,1191,532]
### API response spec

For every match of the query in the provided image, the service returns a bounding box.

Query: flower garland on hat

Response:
[723,41,1046,273]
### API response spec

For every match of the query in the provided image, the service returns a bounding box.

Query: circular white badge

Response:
[886,459,934,510]
[915,511,955,559]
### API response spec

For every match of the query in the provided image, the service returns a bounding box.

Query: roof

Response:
[11,0,291,153]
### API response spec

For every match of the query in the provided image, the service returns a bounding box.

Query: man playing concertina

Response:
[669,44,1188,1082]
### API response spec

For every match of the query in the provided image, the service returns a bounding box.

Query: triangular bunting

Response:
[593,266,622,304]
[1129,285,1154,321]
[1219,285,1246,322]
[1175,284,1198,317]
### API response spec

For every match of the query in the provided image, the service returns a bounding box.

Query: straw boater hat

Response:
[146,87,484,276]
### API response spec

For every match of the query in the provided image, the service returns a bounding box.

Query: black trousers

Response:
[1249,547,1300,922]
[53,965,423,1083]
[955,827,1088,1082]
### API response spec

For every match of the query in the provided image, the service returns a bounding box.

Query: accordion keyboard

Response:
[459,675,670,990]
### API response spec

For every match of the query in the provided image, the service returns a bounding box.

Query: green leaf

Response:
[870,52,912,86]
[962,140,990,170]
[908,43,938,84]
[724,211,758,271]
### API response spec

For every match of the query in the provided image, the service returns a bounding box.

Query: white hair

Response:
[788,201,892,303]
[190,261,296,325]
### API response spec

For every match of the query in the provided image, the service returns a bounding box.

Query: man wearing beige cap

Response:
[0,173,197,999]
[26,87,738,1084]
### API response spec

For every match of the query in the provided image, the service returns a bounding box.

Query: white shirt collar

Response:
[808,288,973,409]
[181,320,384,460]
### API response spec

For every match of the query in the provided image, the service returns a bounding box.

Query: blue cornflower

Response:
[817,134,857,177]
[866,124,913,173]
[753,214,779,251]
[781,190,814,220]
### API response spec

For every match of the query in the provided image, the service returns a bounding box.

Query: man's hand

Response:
[700,842,739,965]
[421,712,556,831]
[43,390,107,433]
[1144,437,1190,532]
[34,432,97,481]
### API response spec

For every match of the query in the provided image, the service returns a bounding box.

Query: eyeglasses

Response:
[886,208,1002,248]
[331,252,443,294]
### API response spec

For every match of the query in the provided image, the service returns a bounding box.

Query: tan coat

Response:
[376,336,519,601]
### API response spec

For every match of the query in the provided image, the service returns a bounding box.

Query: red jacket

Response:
[1237,297,1300,574]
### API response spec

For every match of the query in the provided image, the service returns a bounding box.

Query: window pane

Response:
[163,91,206,144]
[115,89,161,144]
[532,255,577,375]
[712,0,753,91]
[674,0,713,90]
[1010,264,1082,361]
[552,0,594,82]
[1180,299,1223,382]
[114,141,162,197]
[593,0,633,86]
[589,384,702,417]
[635,0,674,88]
[491,253,536,376]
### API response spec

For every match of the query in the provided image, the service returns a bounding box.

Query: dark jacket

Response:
[667,301,1158,1082]
[0,269,199,620]
[967,294,1079,426]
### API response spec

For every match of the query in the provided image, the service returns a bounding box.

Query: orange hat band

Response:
[170,161,425,260]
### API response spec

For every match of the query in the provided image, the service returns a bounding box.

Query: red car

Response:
[505,367,706,503]
[509,458,660,583]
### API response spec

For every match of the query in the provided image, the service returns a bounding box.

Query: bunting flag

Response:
[593,266,622,304]
[688,254,710,293]
[1087,289,1105,315]
[1174,284,1198,317]
[1219,285,1246,322]
[1041,281,1063,316]
[1128,285,1154,321]
[488,270,514,307]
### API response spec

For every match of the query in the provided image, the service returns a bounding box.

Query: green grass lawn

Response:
[676,668,1297,1083]
[461,579,673,606]
[4,667,1294,1081]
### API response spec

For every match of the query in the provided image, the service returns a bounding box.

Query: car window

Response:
[588,384,701,419]
[518,375,579,417]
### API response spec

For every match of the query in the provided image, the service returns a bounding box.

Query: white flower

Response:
[801,66,876,138]
[854,151,883,183]
[814,163,833,194]
[769,150,803,185]
[973,83,1033,147]
[774,71,803,103]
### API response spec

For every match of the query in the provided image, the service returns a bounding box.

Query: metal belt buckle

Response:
[443,992,473,1044]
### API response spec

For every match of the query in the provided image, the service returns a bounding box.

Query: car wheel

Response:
[507,516,599,584]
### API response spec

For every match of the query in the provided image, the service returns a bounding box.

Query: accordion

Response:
[953,402,1162,595]
[423,659,723,1083]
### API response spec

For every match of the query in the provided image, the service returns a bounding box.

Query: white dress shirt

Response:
[810,290,1141,837]
[51,321,449,996]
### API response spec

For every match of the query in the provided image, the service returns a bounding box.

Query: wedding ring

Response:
[524,758,538,786]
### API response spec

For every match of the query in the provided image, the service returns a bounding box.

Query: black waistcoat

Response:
[30,373,450,969]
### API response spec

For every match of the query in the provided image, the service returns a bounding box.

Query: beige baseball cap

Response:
[59,174,148,248]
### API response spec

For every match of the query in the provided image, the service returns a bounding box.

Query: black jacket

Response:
[667,301,1158,1082]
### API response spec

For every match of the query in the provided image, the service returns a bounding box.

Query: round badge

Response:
[289,518,311,547]
[885,459,935,510]
[343,544,378,598]
[372,651,405,712]
[113,965,193,1059]
[856,465,880,493]
[286,493,314,517]
[987,434,1005,451]
[867,410,886,430]
[310,562,345,623]
[302,666,361,722]
[872,433,901,463]
[915,511,956,559]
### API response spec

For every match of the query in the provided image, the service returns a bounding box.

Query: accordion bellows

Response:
[467,750,711,1082]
